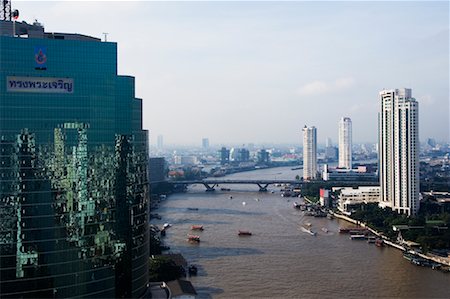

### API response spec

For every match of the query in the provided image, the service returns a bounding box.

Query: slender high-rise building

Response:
[157,134,164,149]
[338,117,352,169]
[302,126,317,180]
[202,137,209,149]
[378,88,419,216]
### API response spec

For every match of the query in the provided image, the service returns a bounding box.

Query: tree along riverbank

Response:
[349,203,450,252]
[331,210,450,267]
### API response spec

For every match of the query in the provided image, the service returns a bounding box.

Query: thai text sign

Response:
[7,76,73,93]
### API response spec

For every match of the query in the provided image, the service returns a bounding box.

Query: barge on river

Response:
[187,235,200,242]
[191,225,204,231]
[238,230,252,236]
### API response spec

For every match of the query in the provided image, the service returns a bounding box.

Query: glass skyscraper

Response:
[0,20,149,297]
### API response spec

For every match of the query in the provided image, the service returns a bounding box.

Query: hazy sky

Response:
[15,1,449,145]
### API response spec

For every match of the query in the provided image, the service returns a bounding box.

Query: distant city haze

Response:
[16,1,449,145]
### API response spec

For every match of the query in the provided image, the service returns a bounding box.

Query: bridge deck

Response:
[172,179,301,185]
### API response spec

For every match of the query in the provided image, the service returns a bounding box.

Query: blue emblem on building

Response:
[34,46,47,70]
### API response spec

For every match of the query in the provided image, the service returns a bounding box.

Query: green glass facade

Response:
[0,32,149,298]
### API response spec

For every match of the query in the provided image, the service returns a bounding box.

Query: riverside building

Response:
[338,117,352,169]
[335,186,381,214]
[378,88,419,216]
[302,126,317,180]
[0,17,149,298]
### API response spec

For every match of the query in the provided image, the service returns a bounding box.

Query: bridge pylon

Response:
[203,183,217,192]
[257,184,269,192]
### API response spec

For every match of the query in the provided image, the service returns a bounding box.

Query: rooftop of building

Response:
[334,186,380,194]
[142,282,169,299]
[166,280,197,297]
[325,166,369,173]
[0,19,101,42]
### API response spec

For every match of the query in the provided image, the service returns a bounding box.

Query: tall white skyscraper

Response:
[157,135,163,149]
[338,117,352,169]
[303,126,317,180]
[379,88,419,216]
[202,137,209,149]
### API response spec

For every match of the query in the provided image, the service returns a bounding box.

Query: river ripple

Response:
[152,167,450,298]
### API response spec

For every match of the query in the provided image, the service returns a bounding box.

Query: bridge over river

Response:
[166,179,378,192]
[170,179,302,192]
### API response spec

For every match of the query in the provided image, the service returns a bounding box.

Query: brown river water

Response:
[151,167,450,298]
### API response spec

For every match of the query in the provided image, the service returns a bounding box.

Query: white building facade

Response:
[335,186,381,214]
[302,126,317,180]
[378,88,419,216]
[338,117,352,169]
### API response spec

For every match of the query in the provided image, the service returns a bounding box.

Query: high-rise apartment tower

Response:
[338,117,352,169]
[378,88,419,216]
[157,134,163,149]
[302,126,317,180]
[202,137,209,149]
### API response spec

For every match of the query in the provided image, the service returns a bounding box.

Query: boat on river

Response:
[350,234,366,240]
[339,227,366,234]
[350,230,369,236]
[403,252,435,267]
[238,230,252,236]
[188,265,198,275]
[191,225,204,231]
[187,234,200,242]
[375,238,384,247]
[301,226,316,236]
[367,236,376,243]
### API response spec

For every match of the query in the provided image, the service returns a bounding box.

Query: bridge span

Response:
[170,179,302,192]
[166,179,379,192]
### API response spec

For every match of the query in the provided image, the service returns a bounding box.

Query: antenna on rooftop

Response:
[102,32,108,42]
[1,0,12,21]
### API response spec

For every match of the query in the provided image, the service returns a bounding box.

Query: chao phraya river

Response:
[152,167,450,298]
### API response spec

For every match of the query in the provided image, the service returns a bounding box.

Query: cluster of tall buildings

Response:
[302,117,352,180]
[216,147,270,166]
[0,15,149,298]
[302,88,419,216]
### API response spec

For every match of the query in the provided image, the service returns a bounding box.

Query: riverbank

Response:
[330,211,450,267]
